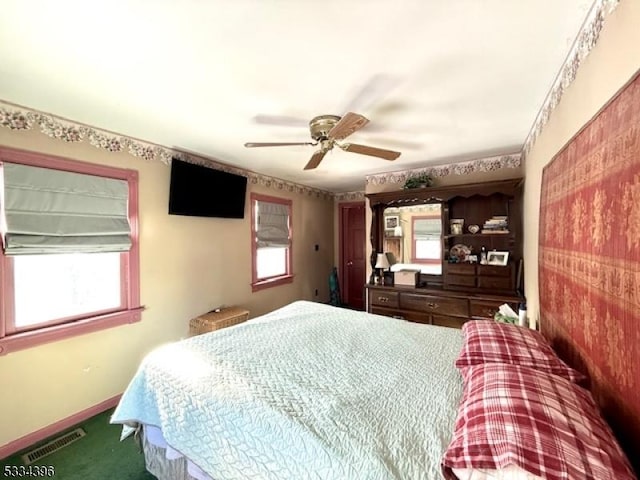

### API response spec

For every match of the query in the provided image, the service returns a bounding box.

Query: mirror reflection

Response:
[383,204,442,275]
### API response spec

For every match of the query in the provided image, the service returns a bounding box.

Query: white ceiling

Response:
[0,1,593,192]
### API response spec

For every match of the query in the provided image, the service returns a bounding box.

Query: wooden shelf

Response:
[444,233,513,240]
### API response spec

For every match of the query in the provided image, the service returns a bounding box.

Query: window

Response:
[0,147,142,355]
[250,193,293,291]
[411,216,442,263]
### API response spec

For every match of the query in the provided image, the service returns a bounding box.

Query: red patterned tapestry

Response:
[539,70,640,470]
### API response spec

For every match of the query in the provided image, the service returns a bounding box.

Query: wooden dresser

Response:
[367,285,519,329]
[365,179,524,328]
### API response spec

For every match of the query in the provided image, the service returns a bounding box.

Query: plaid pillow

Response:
[442,363,636,480]
[455,320,586,383]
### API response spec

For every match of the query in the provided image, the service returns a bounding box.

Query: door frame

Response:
[338,201,365,308]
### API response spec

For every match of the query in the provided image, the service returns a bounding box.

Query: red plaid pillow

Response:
[442,363,636,480]
[455,320,586,383]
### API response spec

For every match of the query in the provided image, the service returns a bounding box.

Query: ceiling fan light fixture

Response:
[319,139,333,152]
[309,115,341,141]
[244,111,400,169]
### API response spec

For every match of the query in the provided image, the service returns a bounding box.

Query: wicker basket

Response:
[189,307,249,336]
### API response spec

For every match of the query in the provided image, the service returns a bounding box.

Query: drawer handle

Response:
[377,296,389,303]
[427,302,439,309]
[482,308,496,317]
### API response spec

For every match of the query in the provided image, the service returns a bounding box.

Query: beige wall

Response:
[523,0,640,328]
[0,128,334,448]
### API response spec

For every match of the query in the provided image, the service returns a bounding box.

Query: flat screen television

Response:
[168,158,247,218]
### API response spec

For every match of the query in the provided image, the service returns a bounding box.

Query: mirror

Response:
[383,204,442,275]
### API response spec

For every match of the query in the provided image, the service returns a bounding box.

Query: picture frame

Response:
[487,251,509,266]
[449,218,464,235]
[384,215,400,230]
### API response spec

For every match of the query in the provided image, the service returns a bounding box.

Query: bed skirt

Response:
[142,425,213,480]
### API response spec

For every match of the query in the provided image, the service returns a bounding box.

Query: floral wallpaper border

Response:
[522,0,620,158]
[365,153,521,186]
[0,101,522,199]
[334,191,366,202]
[0,102,334,200]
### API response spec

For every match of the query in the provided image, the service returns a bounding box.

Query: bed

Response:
[111,300,465,479]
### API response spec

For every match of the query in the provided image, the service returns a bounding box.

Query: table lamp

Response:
[375,253,391,285]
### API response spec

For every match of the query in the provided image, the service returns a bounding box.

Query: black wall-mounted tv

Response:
[168,158,247,219]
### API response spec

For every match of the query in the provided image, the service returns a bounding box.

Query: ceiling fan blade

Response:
[341,74,399,113]
[342,143,401,161]
[245,142,315,148]
[252,114,308,127]
[327,112,370,141]
[357,136,423,150]
[304,150,327,170]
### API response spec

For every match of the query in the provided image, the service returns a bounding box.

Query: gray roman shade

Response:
[1,162,131,255]
[256,200,290,248]
[413,218,441,240]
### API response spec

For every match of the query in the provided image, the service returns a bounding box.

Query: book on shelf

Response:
[483,215,509,232]
[481,229,510,234]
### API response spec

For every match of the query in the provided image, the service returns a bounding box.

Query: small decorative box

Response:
[189,307,249,336]
[394,269,421,287]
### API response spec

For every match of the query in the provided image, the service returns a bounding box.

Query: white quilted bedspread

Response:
[111,301,464,480]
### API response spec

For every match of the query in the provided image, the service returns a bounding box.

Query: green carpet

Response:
[1,408,155,480]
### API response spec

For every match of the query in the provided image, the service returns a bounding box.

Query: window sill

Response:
[0,307,145,356]
[410,259,441,264]
[251,274,294,292]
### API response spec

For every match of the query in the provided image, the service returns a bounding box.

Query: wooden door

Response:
[339,202,366,310]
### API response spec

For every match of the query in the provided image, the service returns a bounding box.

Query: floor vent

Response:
[21,427,86,465]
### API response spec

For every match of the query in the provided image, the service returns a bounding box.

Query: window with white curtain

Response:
[251,193,293,291]
[0,147,142,355]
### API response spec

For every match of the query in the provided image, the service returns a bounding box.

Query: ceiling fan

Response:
[244,112,401,170]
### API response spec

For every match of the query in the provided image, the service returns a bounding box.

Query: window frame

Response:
[410,214,442,264]
[0,147,142,356]
[6,252,127,335]
[250,193,293,292]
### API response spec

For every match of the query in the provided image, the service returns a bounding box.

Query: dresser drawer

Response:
[432,314,470,329]
[477,276,512,290]
[477,265,511,277]
[469,299,502,319]
[445,274,476,287]
[445,263,476,275]
[370,307,430,324]
[400,293,468,317]
[400,310,432,325]
[370,290,399,308]
[370,307,404,318]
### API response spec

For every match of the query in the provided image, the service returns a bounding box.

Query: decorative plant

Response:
[403,173,433,189]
